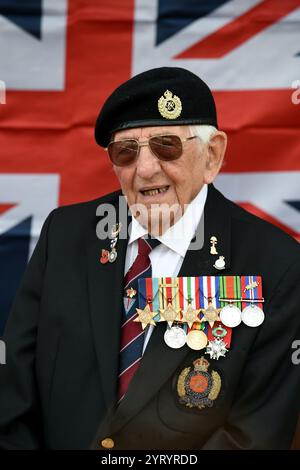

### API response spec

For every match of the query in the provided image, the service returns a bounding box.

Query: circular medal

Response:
[164,326,187,349]
[108,249,117,263]
[186,330,208,351]
[241,304,265,327]
[219,304,241,328]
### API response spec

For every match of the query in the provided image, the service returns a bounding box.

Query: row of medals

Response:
[137,298,265,359]
[105,225,265,359]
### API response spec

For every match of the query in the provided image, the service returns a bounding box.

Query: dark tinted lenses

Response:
[107,139,138,166]
[149,135,182,161]
[107,134,183,166]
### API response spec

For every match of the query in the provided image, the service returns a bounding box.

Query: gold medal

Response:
[159,303,181,327]
[180,304,201,328]
[186,330,208,351]
[134,305,157,330]
[200,303,221,328]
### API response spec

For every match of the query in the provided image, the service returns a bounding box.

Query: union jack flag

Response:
[0,0,299,334]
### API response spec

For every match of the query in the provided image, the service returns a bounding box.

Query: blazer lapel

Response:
[107,184,233,435]
[180,183,232,276]
[87,194,128,412]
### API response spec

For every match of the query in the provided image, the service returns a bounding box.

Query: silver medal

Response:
[219,304,242,328]
[108,248,117,263]
[241,304,265,327]
[164,326,187,349]
[205,337,228,360]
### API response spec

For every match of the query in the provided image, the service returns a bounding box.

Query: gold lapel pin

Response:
[210,236,218,255]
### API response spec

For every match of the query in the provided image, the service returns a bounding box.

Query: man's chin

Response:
[134,203,183,236]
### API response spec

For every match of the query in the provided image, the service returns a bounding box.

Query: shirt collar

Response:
[128,184,208,257]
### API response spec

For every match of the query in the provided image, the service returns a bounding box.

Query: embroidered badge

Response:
[177,357,221,410]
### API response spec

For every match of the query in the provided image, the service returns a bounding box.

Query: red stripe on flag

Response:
[176,0,300,59]
[0,0,135,206]
[0,203,16,215]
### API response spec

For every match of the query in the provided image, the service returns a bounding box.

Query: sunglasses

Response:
[106,134,198,167]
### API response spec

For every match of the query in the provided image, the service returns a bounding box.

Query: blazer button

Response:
[100,438,115,449]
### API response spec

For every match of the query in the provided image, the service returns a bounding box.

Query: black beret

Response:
[95,67,218,148]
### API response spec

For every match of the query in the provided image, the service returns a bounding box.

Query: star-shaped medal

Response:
[181,305,201,328]
[159,303,181,327]
[200,304,221,328]
[134,305,157,330]
[205,338,228,360]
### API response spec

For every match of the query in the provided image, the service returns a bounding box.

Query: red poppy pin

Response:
[100,249,110,264]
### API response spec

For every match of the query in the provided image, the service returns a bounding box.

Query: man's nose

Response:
[135,143,161,179]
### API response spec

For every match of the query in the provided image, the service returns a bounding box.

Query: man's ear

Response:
[203,131,227,184]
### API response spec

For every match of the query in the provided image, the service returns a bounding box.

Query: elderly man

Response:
[0,67,299,450]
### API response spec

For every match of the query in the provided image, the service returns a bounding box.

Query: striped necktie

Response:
[117,237,160,403]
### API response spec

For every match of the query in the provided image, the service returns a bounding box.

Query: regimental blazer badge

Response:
[177,357,221,410]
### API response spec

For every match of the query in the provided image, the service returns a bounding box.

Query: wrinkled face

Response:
[112,125,210,231]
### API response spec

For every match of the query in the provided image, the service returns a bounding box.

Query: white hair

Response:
[189,125,217,144]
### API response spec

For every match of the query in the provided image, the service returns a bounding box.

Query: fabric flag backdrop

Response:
[0,0,299,335]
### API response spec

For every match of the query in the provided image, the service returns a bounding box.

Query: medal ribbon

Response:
[138,276,163,322]
[184,276,200,334]
[219,275,242,309]
[166,276,172,305]
[196,276,208,336]
[178,277,188,333]
[139,275,261,340]
[158,276,165,319]
[215,275,241,348]
[138,277,146,310]
[151,277,160,322]
[241,275,263,311]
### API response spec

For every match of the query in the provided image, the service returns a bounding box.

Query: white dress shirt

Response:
[124,184,208,354]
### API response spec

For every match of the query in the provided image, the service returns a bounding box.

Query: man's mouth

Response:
[140,185,170,196]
